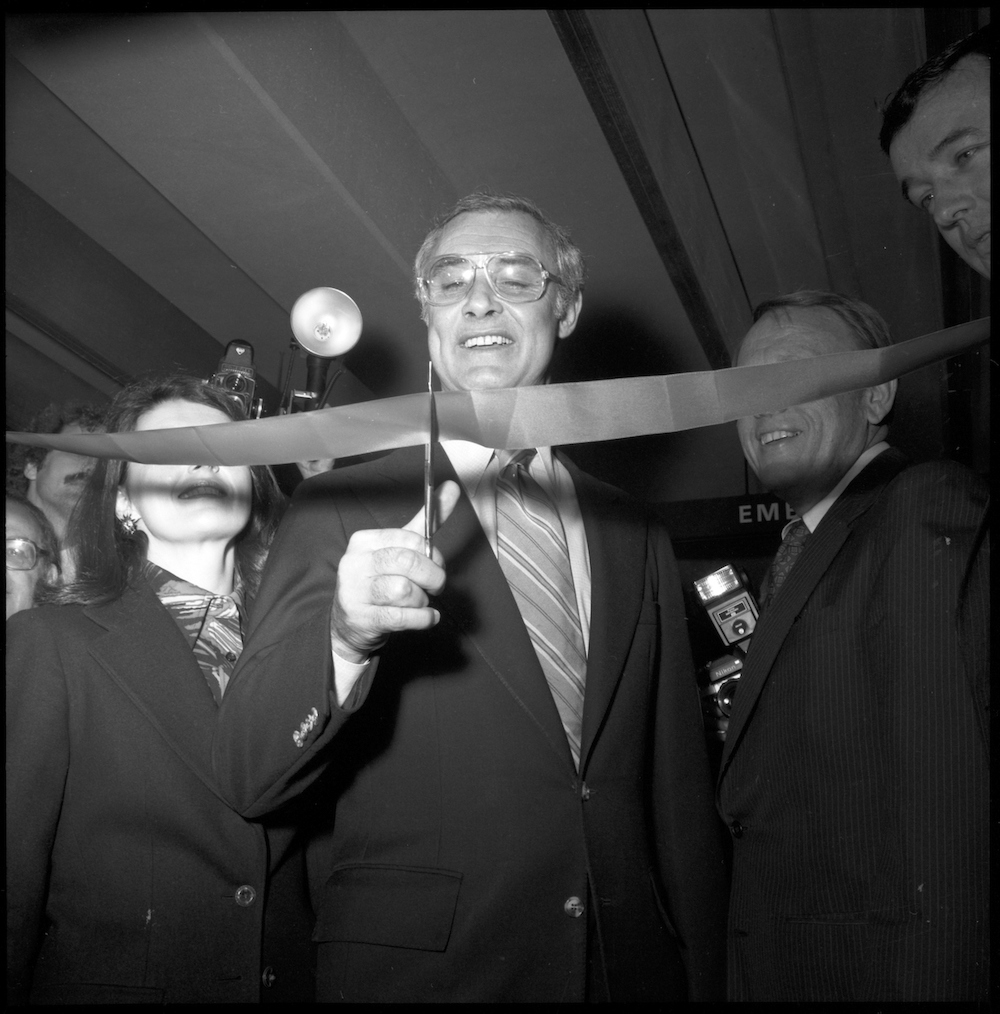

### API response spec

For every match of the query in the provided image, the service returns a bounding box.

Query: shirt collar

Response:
[798,441,890,533]
[143,560,244,610]
[441,440,556,494]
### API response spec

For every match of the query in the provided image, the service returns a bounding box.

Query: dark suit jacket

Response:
[717,450,990,1001]
[5,583,313,1005]
[215,445,727,1003]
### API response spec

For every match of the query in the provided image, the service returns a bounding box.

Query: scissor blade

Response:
[423,364,438,556]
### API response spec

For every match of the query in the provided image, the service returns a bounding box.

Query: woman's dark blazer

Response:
[6,581,313,1005]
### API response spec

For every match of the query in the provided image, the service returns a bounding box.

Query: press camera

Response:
[692,564,759,737]
[209,340,259,417]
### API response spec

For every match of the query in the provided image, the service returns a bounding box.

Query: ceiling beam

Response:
[549,9,751,367]
[768,9,862,297]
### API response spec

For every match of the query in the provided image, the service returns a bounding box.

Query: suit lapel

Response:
[564,459,646,771]
[360,446,573,764]
[719,518,850,775]
[85,583,229,801]
[719,449,909,779]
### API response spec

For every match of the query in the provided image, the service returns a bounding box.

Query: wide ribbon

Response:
[6,317,989,466]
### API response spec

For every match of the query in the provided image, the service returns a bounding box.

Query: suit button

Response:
[580,782,591,801]
[563,896,585,918]
[729,820,744,839]
[234,884,257,906]
[261,966,276,988]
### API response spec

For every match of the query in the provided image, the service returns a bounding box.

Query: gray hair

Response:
[750,290,893,351]
[413,192,585,321]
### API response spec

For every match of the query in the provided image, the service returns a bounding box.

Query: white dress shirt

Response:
[333,442,593,706]
[793,441,890,535]
[443,440,592,652]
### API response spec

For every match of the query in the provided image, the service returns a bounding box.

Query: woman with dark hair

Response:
[7,376,312,1005]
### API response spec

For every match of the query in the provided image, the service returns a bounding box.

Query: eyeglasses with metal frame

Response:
[419,251,563,306]
[6,537,51,571]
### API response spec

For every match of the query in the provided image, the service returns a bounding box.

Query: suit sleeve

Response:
[6,611,72,1005]
[861,463,989,998]
[214,475,377,818]
[647,522,729,1001]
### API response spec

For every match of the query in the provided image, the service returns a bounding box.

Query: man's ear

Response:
[863,378,897,425]
[24,462,38,482]
[557,291,583,340]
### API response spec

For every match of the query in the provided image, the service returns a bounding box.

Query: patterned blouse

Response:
[144,562,246,706]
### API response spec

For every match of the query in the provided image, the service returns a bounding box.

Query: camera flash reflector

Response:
[694,565,740,604]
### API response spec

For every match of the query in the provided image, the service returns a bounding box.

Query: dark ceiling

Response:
[5,9,990,503]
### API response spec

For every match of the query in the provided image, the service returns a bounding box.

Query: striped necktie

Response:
[760,518,810,610]
[496,449,587,767]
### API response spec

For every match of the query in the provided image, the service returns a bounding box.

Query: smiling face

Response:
[889,55,991,279]
[116,400,252,568]
[736,306,896,516]
[424,210,581,392]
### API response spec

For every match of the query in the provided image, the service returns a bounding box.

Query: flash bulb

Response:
[290,287,363,358]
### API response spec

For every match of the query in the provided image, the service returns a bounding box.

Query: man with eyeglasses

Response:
[6,403,104,580]
[6,492,60,620]
[216,193,726,1002]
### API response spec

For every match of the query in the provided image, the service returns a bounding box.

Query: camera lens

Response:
[716,677,739,717]
[223,374,248,393]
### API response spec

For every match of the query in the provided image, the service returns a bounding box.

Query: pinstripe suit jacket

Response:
[717,449,989,1001]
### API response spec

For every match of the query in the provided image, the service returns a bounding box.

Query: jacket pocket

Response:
[313,863,462,952]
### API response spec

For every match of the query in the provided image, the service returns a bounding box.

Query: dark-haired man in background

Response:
[881,25,991,280]
[216,193,726,1003]
[7,403,104,578]
[718,290,989,1001]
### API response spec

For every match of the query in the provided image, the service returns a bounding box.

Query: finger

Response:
[402,480,462,537]
[369,603,441,634]
[330,598,439,661]
[366,545,446,596]
[435,480,462,528]
[370,573,431,608]
[348,526,431,557]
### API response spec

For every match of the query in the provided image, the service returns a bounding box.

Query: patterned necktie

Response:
[496,449,587,767]
[760,518,810,610]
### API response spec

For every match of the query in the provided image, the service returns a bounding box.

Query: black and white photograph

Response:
[6,9,989,1004]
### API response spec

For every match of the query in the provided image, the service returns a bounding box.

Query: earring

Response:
[120,515,140,536]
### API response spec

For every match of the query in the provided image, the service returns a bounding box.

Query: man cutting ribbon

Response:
[213,193,726,1002]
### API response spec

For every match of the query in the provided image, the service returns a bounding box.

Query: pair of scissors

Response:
[423,362,438,557]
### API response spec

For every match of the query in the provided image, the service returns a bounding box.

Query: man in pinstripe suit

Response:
[718,290,989,1001]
